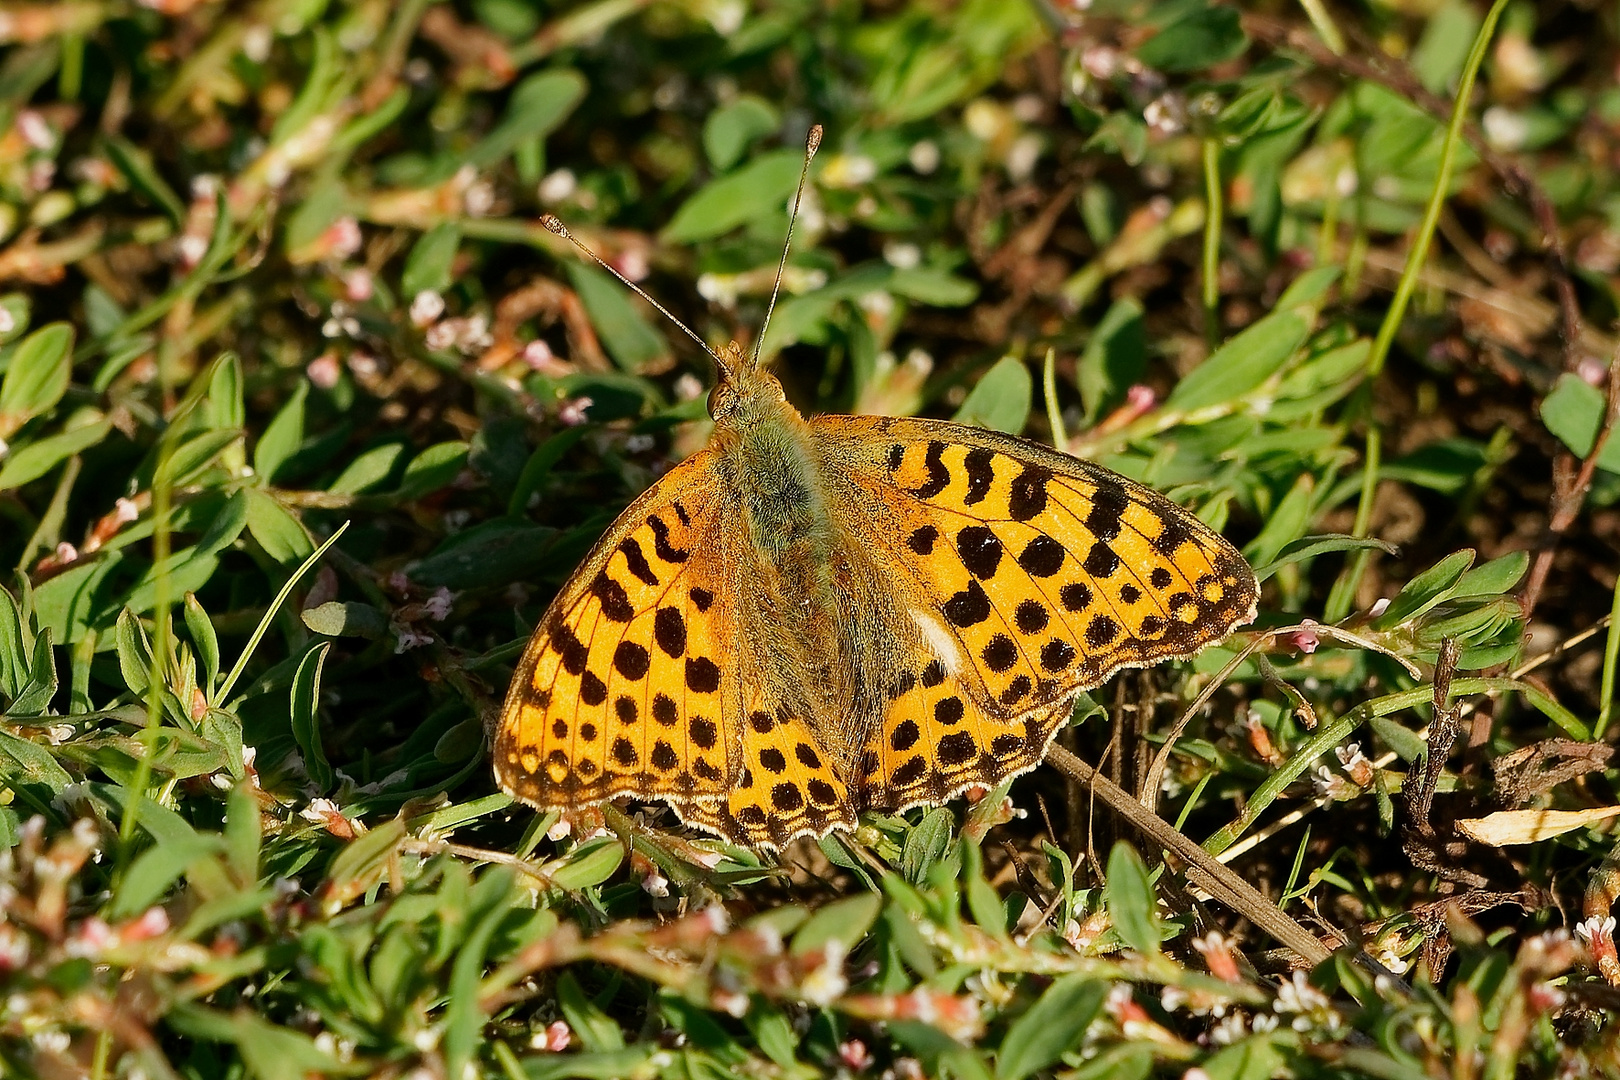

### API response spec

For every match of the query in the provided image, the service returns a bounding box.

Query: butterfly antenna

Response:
[539,214,724,365]
[753,124,822,367]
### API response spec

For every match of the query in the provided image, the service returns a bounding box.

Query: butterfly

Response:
[494,129,1258,850]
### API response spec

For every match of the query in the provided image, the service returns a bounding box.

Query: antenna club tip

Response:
[806,125,823,154]
[539,214,568,236]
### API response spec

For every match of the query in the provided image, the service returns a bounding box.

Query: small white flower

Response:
[883,242,921,270]
[325,216,362,261]
[1274,970,1331,1015]
[424,587,454,621]
[424,321,457,351]
[625,434,655,454]
[1081,45,1119,79]
[463,181,495,217]
[410,290,445,328]
[674,373,705,401]
[820,154,877,188]
[343,268,373,302]
[1006,133,1042,182]
[706,0,746,35]
[242,24,272,62]
[1144,94,1185,136]
[558,397,593,426]
[307,352,342,389]
[908,140,940,175]
[17,111,53,150]
[538,169,577,204]
[522,339,555,370]
[1482,107,1529,151]
[178,233,210,268]
[394,628,434,653]
[640,870,669,897]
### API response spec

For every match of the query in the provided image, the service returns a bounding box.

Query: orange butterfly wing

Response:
[494,449,855,848]
[812,415,1258,810]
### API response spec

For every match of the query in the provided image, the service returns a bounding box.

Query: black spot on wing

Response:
[944,580,992,627]
[647,514,689,563]
[956,526,1003,579]
[618,538,659,587]
[1085,486,1129,542]
[912,441,950,499]
[1008,463,1051,521]
[591,572,634,622]
[653,607,686,657]
[908,525,938,555]
[963,447,995,505]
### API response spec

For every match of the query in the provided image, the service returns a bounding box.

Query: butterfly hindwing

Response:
[816,415,1257,803]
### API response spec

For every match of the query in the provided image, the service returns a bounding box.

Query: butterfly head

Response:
[708,340,789,426]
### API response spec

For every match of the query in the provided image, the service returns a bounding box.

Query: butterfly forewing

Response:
[495,452,738,818]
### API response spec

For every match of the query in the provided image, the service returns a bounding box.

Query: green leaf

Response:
[1203,1034,1285,1080]
[791,892,881,957]
[1452,550,1529,597]
[662,149,804,243]
[184,593,220,694]
[290,643,333,792]
[703,95,779,170]
[902,806,954,884]
[962,837,1009,941]
[253,380,309,483]
[0,584,29,700]
[0,322,75,439]
[8,629,57,716]
[1103,841,1159,955]
[1136,5,1248,72]
[890,266,979,306]
[328,442,405,494]
[566,263,670,372]
[112,832,225,918]
[1165,308,1311,414]
[0,725,72,809]
[0,294,31,345]
[507,426,589,517]
[557,970,626,1052]
[444,869,517,1078]
[0,415,111,490]
[467,69,586,168]
[1252,534,1400,583]
[1411,2,1482,94]
[166,1004,338,1080]
[1078,298,1146,424]
[160,428,244,487]
[301,601,387,639]
[997,974,1106,1080]
[954,355,1031,434]
[1374,548,1476,630]
[33,556,118,645]
[394,440,469,500]
[548,837,624,891]
[402,223,462,300]
[101,134,186,224]
[245,488,314,564]
[407,519,557,590]
[0,726,73,807]
[1243,474,1315,568]
[116,608,155,697]
[1540,373,1620,472]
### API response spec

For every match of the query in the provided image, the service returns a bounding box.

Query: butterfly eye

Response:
[707,384,733,419]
